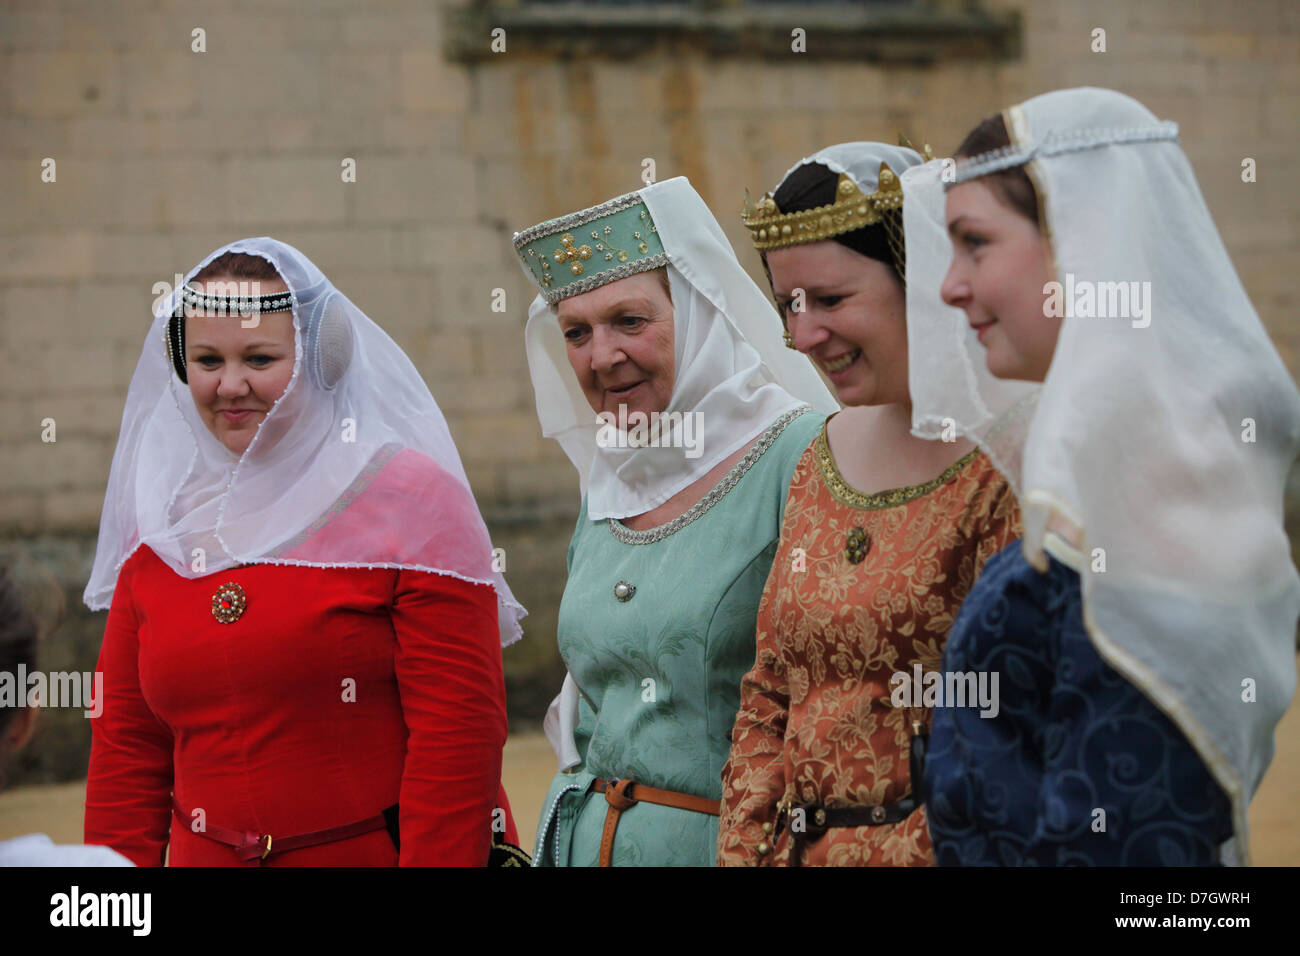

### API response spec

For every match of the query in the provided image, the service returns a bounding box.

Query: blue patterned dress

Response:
[925,539,1234,866]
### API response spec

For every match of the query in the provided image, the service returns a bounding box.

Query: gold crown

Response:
[742,165,905,252]
[742,136,935,254]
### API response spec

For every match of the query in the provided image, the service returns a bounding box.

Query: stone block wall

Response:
[1,0,1295,783]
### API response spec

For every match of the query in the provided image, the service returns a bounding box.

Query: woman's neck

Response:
[825,401,975,497]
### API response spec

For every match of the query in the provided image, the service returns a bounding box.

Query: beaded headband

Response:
[177,284,295,316]
[951,121,1180,185]
[513,191,667,305]
[166,284,295,385]
[165,285,353,392]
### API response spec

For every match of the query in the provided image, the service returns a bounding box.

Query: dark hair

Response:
[0,567,40,740]
[769,162,904,283]
[192,251,283,285]
[954,114,1041,227]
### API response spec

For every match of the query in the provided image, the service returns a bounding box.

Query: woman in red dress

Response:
[82,238,527,866]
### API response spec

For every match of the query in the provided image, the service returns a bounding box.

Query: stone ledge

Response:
[445,2,1021,65]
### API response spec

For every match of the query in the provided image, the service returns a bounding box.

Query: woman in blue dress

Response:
[900,87,1300,865]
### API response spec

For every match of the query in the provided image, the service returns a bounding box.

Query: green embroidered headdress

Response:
[513,190,668,305]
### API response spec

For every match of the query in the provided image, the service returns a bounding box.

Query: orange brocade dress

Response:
[718,420,1021,866]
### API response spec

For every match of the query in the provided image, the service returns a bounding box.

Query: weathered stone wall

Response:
[1,0,1296,785]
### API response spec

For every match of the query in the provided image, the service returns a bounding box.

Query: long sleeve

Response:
[926,548,1232,866]
[972,474,1023,577]
[717,563,789,866]
[1020,567,1232,865]
[493,783,521,847]
[391,569,507,866]
[539,518,589,774]
[84,555,175,867]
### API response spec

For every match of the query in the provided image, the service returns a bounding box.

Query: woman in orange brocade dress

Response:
[718,144,1021,866]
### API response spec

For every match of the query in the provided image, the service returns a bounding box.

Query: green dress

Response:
[534,406,824,866]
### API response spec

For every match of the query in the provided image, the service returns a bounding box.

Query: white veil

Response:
[903,88,1300,861]
[85,237,526,647]
[522,176,837,521]
[775,142,924,193]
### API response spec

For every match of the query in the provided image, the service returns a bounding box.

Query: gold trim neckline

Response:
[814,423,979,511]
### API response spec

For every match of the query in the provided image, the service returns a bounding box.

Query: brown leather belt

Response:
[173,798,393,864]
[590,778,721,866]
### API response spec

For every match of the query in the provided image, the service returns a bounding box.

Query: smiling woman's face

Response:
[940,180,1060,382]
[555,269,675,419]
[185,275,297,455]
[766,240,909,407]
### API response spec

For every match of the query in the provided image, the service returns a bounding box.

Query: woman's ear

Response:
[4,706,39,755]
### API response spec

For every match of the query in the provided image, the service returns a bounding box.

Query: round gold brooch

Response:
[212,582,247,624]
[845,526,870,565]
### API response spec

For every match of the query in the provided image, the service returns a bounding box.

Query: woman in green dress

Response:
[513,176,836,865]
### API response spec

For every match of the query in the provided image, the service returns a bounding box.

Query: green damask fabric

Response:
[534,408,824,866]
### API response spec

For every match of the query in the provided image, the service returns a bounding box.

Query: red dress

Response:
[85,451,516,866]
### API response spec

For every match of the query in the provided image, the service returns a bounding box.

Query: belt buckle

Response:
[239,829,274,863]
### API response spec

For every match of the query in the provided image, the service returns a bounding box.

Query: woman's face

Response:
[556,269,675,418]
[941,180,1061,382]
[185,275,297,455]
[766,240,909,407]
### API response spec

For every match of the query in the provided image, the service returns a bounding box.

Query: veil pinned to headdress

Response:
[902,88,1300,862]
[85,237,525,648]
[518,176,837,522]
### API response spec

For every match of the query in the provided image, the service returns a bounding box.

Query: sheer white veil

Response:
[522,176,837,521]
[85,237,525,647]
[903,88,1300,861]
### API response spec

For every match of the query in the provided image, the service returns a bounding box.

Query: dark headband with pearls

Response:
[179,284,294,315]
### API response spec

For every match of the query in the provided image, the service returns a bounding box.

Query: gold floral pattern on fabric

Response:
[719,424,1022,866]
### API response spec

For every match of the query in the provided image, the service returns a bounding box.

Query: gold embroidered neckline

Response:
[814,422,979,511]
